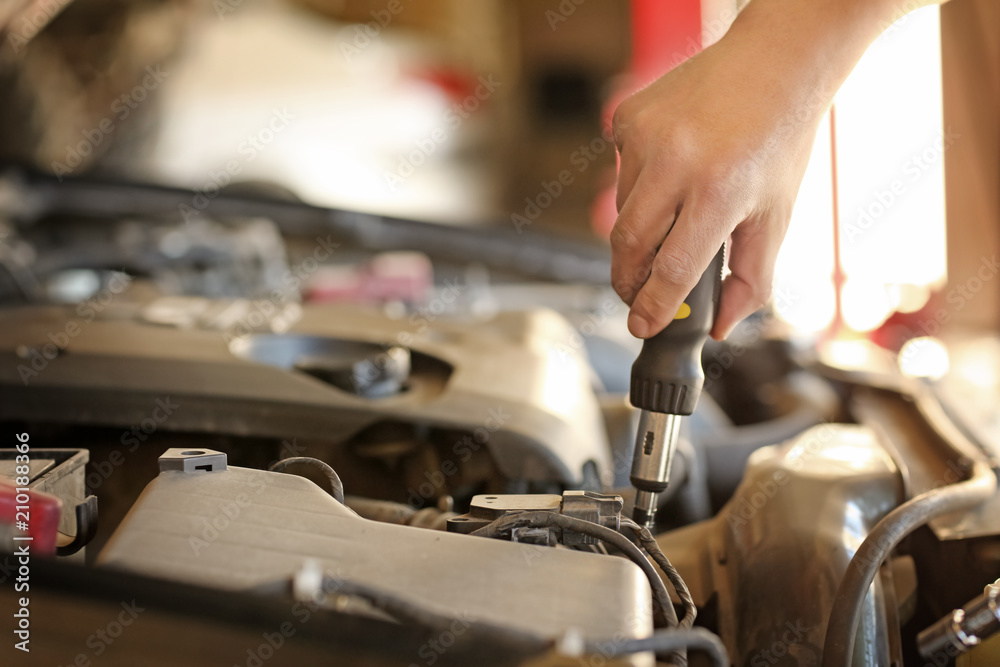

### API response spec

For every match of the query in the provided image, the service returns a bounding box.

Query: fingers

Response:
[615,153,642,213]
[611,103,639,213]
[626,199,725,338]
[610,168,682,306]
[710,217,786,340]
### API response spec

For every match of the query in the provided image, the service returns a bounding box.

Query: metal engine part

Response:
[446,490,623,546]
[98,449,653,666]
[918,578,1000,661]
[0,300,611,488]
[660,423,905,666]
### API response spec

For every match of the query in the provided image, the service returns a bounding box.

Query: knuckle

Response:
[609,222,643,254]
[651,250,698,288]
[611,262,647,304]
[749,280,773,308]
[613,95,650,150]
[631,293,665,325]
[612,279,634,304]
[700,165,738,203]
[704,158,754,204]
[615,189,627,213]
[611,103,632,148]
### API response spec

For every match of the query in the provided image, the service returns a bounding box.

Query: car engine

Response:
[2,2,1000,666]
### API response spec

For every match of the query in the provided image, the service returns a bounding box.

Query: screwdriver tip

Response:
[632,506,655,529]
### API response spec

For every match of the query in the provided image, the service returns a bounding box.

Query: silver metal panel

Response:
[0,458,55,481]
[659,424,904,667]
[0,303,611,486]
[99,461,653,665]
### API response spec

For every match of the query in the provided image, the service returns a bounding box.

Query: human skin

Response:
[611,0,948,340]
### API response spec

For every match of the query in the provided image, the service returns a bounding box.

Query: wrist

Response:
[721,0,903,116]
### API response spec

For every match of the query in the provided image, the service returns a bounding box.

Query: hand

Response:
[610,0,911,340]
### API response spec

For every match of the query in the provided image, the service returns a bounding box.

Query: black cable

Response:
[468,510,684,665]
[269,457,345,504]
[470,511,676,625]
[313,576,550,652]
[621,518,697,630]
[821,460,997,667]
[310,574,726,667]
[584,627,728,667]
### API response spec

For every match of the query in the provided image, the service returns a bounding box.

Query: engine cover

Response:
[99,449,653,665]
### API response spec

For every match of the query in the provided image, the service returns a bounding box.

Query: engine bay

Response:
[2,2,1000,665]
[3,256,999,665]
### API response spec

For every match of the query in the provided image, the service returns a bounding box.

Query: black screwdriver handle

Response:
[629,245,726,415]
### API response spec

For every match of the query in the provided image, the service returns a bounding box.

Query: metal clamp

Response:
[56,495,98,557]
[949,609,981,648]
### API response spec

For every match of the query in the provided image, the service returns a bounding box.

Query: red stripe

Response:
[630,0,702,82]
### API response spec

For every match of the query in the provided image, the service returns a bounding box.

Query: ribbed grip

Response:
[629,245,726,416]
[629,379,691,415]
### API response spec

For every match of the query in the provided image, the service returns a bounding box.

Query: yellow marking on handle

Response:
[674,303,691,320]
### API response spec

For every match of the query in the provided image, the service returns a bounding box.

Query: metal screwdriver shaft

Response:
[629,245,725,528]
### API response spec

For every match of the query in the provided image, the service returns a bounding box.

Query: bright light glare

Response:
[835,5,946,322]
[774,280,837,333]
[774,110,837,334]
[776,7,945,336]
[951,340,999,390]
[841,279,894,332]
[896,284,932,314]
[824,339,880,371]
[899,337,949,379]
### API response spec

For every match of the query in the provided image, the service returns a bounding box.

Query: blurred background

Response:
[0,0,997,372]
[2,6,1000,664]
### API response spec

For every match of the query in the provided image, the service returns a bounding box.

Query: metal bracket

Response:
[446,490,623,546]
[158,448,228,473]
[56,495,99,557]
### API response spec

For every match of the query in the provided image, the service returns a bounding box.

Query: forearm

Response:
[610,0,950,339]
[721,0,946,125]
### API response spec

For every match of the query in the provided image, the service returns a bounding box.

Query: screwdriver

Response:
[629,245,726,528]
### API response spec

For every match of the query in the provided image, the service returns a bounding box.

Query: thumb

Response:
[711,217,787,340]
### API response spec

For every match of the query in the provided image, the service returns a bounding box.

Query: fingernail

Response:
[628,311,651,338]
